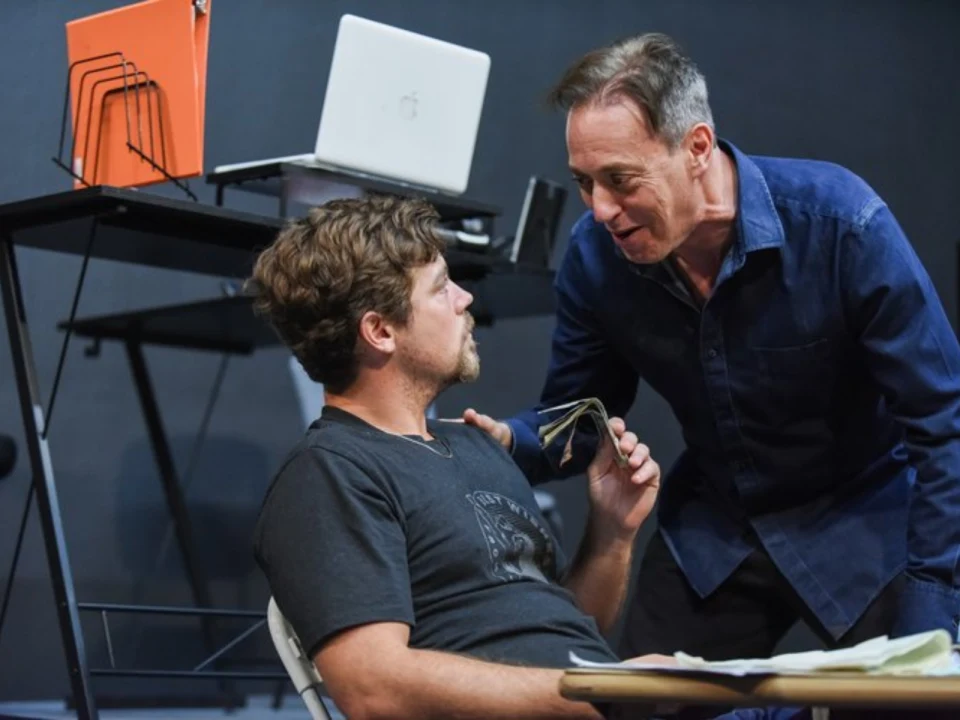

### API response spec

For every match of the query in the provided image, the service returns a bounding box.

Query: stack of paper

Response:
[571,630,960,677]
[538,397,628,468]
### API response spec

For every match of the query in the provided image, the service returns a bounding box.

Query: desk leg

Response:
[123,342,217,640]
[124,341,242,708]
[0,237,98,719]
[123,342,242,708]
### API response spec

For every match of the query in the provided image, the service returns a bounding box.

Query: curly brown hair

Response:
[247,195,444,394]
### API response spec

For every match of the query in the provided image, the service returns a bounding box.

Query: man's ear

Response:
[685,122,715,178]
[358,310,396,356]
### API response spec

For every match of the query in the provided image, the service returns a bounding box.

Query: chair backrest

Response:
[267,596,334,720]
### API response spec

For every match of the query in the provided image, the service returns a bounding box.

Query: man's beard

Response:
[447,313,480,386]
[453,336,480,384]
[403,314,480,396]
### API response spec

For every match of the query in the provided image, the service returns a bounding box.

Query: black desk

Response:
[0,185,282,276]
[0,186,554,719]
[206,161,501,224]
[0,187,289,719]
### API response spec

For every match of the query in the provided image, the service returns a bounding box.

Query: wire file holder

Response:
[53,50,197,201]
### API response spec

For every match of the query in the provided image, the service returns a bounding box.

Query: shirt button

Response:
[707,348,718,359]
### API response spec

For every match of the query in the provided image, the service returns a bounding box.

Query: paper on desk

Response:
[568,653,771,677]
[570,629,960,677]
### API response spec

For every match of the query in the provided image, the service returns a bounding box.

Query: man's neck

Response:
[673,148,738,289]
[324,372,436,438]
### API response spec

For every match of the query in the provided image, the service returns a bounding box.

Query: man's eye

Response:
[572,175,592,191]
[610,174,630,187]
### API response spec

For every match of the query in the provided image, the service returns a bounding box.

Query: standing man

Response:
[465,32,960,661]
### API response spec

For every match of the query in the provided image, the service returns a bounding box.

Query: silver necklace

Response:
[389,432,453,459]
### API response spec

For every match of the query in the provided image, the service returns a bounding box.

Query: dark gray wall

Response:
[0,0,958,704]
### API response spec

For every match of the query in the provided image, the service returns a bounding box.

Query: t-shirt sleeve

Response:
[254,446,413,657]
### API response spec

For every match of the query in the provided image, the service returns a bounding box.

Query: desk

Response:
[0,186,555,719]
[206,161,501,224]
[0,187,286,719]
[560,669,960,714]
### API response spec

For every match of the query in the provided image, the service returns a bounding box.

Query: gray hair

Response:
[547,33,714,148]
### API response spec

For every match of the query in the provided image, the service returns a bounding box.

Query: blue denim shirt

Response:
[507,140,960,640]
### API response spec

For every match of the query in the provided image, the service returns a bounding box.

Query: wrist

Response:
[584,515,637,554]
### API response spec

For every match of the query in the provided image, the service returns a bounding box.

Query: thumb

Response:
[588,430,615,475]
[463,409,512,450]
[464,408,496,430]
[463,408,496,432]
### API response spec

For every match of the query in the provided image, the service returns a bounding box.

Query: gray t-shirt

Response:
[253,406,616,667]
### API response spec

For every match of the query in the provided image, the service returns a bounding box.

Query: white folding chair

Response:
[267,596,334,720]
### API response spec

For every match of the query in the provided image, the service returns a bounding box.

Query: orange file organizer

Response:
[61,0,210,193]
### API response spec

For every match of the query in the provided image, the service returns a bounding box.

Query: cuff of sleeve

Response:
[891,575,960,640]
[505,417,540,469]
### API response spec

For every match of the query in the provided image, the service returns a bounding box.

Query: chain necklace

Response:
[388,432,454,459]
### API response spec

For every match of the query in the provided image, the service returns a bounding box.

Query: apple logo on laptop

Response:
[399,91,419,120]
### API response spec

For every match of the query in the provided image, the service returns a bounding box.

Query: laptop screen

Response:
[510,177,568,268]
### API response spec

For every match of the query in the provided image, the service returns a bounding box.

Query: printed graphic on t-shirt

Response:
[466,491,556,583]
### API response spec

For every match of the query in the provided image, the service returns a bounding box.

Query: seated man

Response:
[248,195,790,719]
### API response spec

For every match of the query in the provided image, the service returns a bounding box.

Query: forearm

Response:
[343,648,602,720]
[563,516,635,635]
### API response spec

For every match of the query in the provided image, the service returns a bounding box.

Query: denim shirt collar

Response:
[727,139,785,254]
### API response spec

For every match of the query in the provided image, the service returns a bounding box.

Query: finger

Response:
[464,409,495,430]
[631,459,660,486]
[627,442,650,469]
[608,416,626,436]
[618,431,638,457]
[464,410,513,449]
[493,421,513,449]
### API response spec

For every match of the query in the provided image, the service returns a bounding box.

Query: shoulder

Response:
[258,423,387,516]
[253,424,403,557]
[750,153,886,231]
[430,419,513,462]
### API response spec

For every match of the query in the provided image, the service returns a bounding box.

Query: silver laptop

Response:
[215,15,491,196]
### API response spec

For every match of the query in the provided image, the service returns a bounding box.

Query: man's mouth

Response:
[610,226,644,243]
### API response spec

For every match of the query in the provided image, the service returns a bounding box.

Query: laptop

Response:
[214,15,491,195]
[509,177,568,267]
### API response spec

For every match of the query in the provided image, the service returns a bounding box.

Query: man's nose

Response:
[455,283,473,310]
[591,186,621,224]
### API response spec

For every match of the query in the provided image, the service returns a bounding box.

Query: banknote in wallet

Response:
[537,397,629,468]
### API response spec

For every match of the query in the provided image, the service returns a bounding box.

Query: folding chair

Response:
[267,596,334,720]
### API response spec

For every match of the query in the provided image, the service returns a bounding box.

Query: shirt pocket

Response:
[749,338,836,425]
